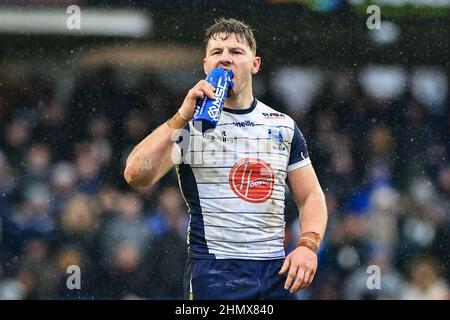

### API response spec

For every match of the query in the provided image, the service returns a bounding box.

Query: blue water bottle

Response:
[193,66,235,133]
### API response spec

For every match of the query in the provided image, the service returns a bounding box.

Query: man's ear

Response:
[251,56,262,75]
[203,57,208,75]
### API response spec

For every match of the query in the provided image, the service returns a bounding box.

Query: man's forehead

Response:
[206,32,249,50]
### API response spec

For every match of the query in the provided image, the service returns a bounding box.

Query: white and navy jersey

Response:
[175,99,311,260]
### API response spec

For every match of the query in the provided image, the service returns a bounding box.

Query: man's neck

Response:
[224,91,254,111]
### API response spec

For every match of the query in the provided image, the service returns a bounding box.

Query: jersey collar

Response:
[223,98,257,115]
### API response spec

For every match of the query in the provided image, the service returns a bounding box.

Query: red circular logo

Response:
[229,158,274,203]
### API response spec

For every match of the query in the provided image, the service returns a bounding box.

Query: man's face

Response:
[203,32,261,96]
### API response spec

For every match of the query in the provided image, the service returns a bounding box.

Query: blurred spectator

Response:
[146,187,188,238]
[0,150,17,198]
[23,144,52,187]
[89,117,113,167]
[17,239,59,299]
[49,162,78,215]
[366,184,400,259]
[58,193,100,248]
[103,241,145,299]
[3,118,32,167]
[100,193,150,268]
[6,186,55,254]
[32,91,70,160]
[74,142,102,194]
[141,187,188,299]
[401,255,450,300]
[0,268,36,300]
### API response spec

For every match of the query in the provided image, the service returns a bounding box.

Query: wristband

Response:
[167,111,188,129]
[296,231,321,254]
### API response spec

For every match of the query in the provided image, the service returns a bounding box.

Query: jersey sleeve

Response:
[287,122,311,172]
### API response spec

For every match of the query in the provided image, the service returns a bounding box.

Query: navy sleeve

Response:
[288,122,311,171]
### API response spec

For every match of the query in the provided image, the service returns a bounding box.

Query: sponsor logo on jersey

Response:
[229,158,274,203]
[262,112,285,119]
[232,120,255,127]
[203,133,215,140]
[221,131,234,143]
[268,129,287,151]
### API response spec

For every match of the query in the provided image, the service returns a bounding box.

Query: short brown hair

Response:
[204,18,256,54]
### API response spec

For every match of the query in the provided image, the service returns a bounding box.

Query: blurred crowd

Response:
[0,65,449,300]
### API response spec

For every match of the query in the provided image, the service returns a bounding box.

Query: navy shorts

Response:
[183,258,296,300]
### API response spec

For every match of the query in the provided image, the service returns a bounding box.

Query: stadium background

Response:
[0,0,449,299]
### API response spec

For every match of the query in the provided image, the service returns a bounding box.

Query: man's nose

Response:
[219,50,232,67]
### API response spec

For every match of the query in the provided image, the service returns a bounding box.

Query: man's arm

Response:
[279,163,328,293]
[287,164,327,239]
[124,122,180,188]
[124,79,215,189]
